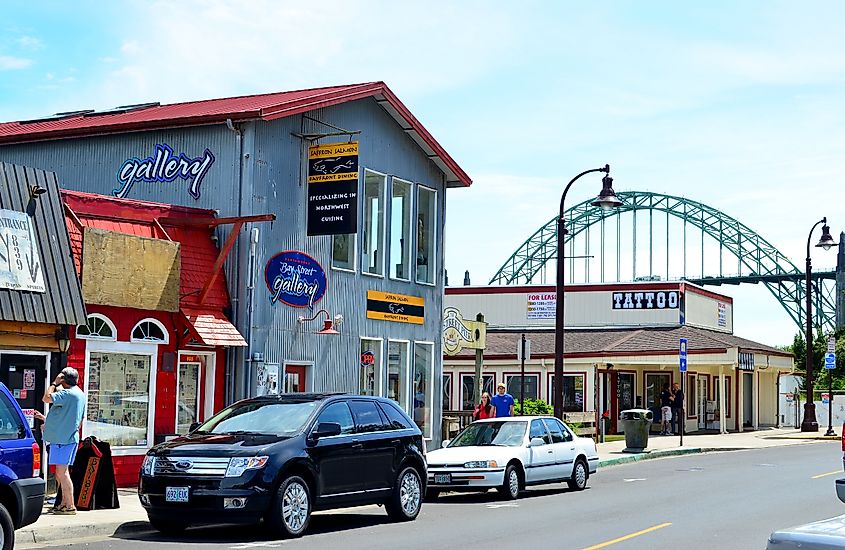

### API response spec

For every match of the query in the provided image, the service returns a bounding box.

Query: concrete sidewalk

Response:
[16,428,838,548]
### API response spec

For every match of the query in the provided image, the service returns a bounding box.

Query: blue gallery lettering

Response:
[114,144,215,199]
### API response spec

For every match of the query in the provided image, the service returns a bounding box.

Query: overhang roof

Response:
[0,82,471,188]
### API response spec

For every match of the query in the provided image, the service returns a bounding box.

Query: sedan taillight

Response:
[32,442,41,478]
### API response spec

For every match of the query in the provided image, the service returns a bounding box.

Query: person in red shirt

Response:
[472,392,495,421]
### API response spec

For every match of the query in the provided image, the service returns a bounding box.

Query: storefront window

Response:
[386,341,409,409]
[548,374,586,412]
[359,338,381,396]
[442,373,453,410]
[363,170,386,276]
[618,373,635,412]
[645,373,671,410]
[86,352,151,447]
[390,178,412,280]
[412,342,433,439]
[505,374,539,401]
[332,234,355,271]
[416,186,437,284]
[177,361,200,434]
[714,376,731,417]
[461,374,494,410]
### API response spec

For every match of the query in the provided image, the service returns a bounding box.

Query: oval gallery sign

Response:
[265,250,327,308]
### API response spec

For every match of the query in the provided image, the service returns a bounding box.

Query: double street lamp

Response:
[800,217,837,432]
[553,165,623,420]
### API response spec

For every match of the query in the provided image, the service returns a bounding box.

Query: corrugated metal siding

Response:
[0,163,86,325]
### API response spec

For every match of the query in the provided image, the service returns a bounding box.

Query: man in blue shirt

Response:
[490,382,515,417]
[42,367,87,515]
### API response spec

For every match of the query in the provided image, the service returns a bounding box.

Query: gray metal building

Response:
[0,82,471,443]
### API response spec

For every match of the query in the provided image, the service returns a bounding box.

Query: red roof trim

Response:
[682,283,734,304]
[445,348,730,361]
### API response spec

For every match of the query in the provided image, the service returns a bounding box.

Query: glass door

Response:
[177,362,200,434]
[697,375,709,429]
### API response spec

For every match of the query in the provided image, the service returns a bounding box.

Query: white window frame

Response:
[178,350,216,423]
[412,341,435,439]
[283,361,314,393]
[331,233,358,273]
[362,168,387,278]
[415,184,438,286]
[442,372,453,411]
[130,318,169,344]
[389,176,414,282]
[359,337,384,397]
[82,340,158,455]
[76,313,117,341]
[175,360,202,434]
[386,339,411,410]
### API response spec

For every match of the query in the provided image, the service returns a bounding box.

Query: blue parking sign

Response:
[824,352,836,370]
[679,338,688,372]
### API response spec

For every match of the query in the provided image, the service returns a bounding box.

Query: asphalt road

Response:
[31,441,844,550]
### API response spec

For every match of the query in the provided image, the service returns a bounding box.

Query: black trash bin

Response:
[620,409,653,453]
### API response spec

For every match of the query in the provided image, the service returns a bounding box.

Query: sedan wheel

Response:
[568,459,588,491]
[268,476,311,538]
[386,466,422,521]
[498,464,520,500]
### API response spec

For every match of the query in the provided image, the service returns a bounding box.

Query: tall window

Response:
[548,374,586,412]
[386,341,409,409]
[363,170,386,276]
[645,373,671,409]
[87,352,152,447]
[390,178,412,280]
[416,186,437,284]
[332,234,355,271]
[461,374,495,410]
[413,342,434,439]
[442,373,453,410]
[618,373,635,412]
[505,374,539,402]
[359,338,382,396]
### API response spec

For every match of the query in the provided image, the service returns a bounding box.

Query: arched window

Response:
[76,314,117,341]
[131,318,168,344]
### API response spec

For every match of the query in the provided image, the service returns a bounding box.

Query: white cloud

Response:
[16,36,43,50]
[0,55,31,70]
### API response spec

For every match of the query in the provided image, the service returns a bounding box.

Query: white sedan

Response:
[426,415,599,500]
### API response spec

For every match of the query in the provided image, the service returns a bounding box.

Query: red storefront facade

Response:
[62,191,246,486]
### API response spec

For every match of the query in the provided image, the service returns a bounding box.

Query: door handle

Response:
[547,450,553,454]
[351,439,363,449]
[570,447,575,451]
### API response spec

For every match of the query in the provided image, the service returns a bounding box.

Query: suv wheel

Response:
[0,502,13,550]
[385,466,422,521]
[148,517,188,535]
[268,475,311,538]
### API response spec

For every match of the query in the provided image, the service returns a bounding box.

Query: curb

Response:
[599,447,704,467]
[18,520,153,546]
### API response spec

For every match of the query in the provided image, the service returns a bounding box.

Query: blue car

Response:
[0,382,44,549]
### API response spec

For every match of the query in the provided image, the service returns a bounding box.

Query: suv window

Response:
[315,402,355,435]
[349,400,388,433]
[543,418,566,443]
[529,419,551,444]
[0,392,25,440]
[378,402,413,430]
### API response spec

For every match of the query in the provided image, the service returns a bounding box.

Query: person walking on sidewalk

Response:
[659,383,673,435]
[472,392,495,421]
[491,382,515,417]
[671,382,684,435]
[42,367,87,515]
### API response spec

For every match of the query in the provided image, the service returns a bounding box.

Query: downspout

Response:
[245,227,259,397]
[225,117,243,405]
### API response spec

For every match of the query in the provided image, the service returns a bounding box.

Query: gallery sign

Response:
[442,307,487,355]
[307,142,359,236]
[0,209,45,293]
[612,290,679,310]
[265,250,327,308]
[366,290,424,324]
[113,144,215,200]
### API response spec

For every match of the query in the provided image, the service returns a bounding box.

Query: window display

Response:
[359,339,381,396]
[86,352,151,447]
[390,178,412,280]
[413,343,433,439]
[363,170,386,276]
[177,362,200,434]
[416,186,436,284]
[386,341,408,408]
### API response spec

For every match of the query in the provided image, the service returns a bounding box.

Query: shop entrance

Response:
[284,364,308,393]
[743,372,754,428]
[0,353,47,447]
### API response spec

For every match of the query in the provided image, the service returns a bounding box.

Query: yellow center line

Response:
[812,470,843,479]
[582,522,672,550]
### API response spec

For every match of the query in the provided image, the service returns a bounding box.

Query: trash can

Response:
[620,408,653,453]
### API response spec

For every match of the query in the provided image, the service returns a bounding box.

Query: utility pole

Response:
[473,313,485,407]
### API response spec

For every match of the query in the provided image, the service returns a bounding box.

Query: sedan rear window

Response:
[198,400,318,436]
[450,421,527,447]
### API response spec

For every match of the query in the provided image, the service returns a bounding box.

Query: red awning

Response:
[181,307,246,347]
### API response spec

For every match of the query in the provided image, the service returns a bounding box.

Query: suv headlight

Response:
[141,455,156,477]
[225,456,269,478]
[463,460,498,469]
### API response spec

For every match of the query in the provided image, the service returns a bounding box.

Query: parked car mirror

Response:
[441,439,451,449]
[835,478,845,504]
[312,422,342,440]
[188,421,201,433]
[529,437,546,447]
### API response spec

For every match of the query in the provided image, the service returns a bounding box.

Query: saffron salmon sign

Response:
[307,142,359,236]
[265,250,327,308]
[366,290,424,324]
[113,144,215,200]
[0,209,45,293]
[442,307,487,355]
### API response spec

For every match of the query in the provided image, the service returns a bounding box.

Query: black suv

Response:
[138,393,426,537]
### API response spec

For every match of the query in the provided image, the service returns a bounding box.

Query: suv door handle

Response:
[351,439,363,449]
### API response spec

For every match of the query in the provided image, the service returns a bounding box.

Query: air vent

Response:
[18,110,95,124]
[82,102,161,117]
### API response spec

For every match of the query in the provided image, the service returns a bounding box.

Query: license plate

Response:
[434,474,451,484]
[165,487,189,502]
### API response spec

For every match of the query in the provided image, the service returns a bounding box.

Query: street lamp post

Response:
[553,165,622,420]
[800,217,837,432]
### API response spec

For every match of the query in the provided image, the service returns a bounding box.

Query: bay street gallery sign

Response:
[265,250,327,308]
[307,142,359,236]
[367,290,424,324]
[0,209,45,293]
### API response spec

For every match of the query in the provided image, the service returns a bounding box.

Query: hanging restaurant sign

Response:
[442,307,487,355]
[307,142,359,236]
[0,209,45,293]
[367,290,424,324]
[612,290,679,310]
[113,143,216,200]
[265,250,327,308]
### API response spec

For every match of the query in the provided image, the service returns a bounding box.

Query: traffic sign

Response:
[824,352,836,369]
[829,336,837,353]
[679,338,688,373]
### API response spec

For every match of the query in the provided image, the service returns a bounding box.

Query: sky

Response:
[2,1,844,347]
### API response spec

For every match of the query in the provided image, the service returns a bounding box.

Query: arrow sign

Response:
[679,338,688,373]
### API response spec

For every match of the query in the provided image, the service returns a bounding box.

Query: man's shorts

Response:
[48,442,78,466]
[661,406,672,421]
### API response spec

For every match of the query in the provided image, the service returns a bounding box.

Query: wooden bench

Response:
[562,412,597,436]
